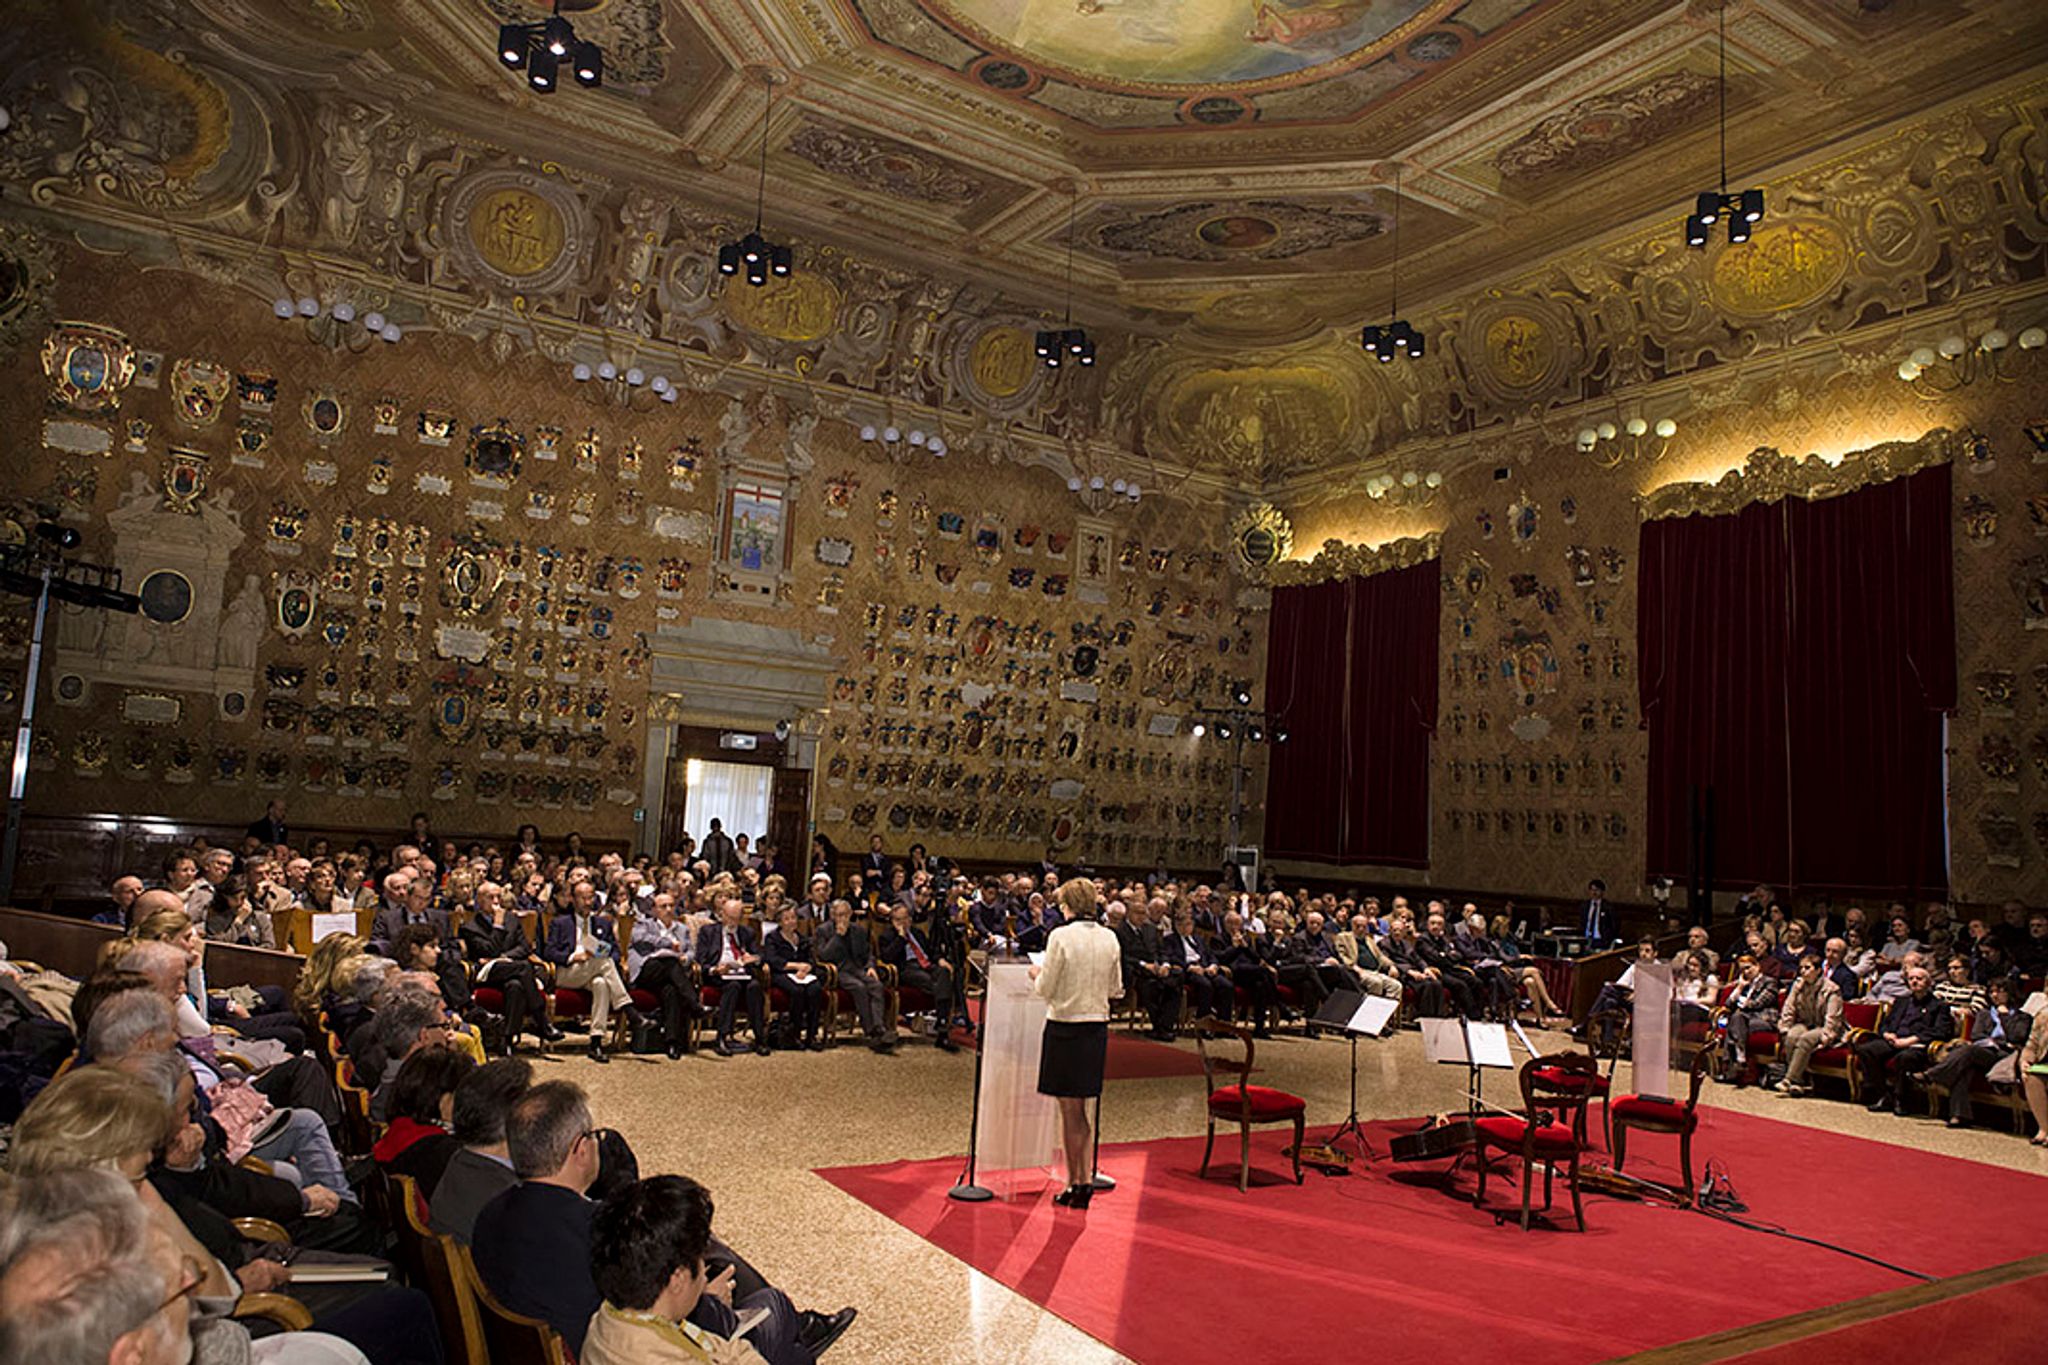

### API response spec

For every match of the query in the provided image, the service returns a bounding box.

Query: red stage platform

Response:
[818,1107,2048,1365]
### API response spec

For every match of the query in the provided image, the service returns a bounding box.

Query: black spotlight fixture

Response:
[1684,4,1763,248]
[1272,724,1289,744]
[497,3,602,93]
[717,77,793,289]
[1038,189,1094,369]
[1232,683,1252,707]
[1360,164,1422,362]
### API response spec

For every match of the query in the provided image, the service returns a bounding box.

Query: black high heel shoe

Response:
[1052,1183,1094,1210]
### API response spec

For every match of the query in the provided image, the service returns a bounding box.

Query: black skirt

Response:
[1037,1019,1109,1098]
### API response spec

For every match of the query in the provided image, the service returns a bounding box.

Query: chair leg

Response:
[1290,1116,1304,1185]
[1239,1121,1252,1193]
[1612,1121,1628,1174]
[1569,1152,1585,1231]
[1542,1159,1554,1211]
[1200,1119,1216,1180]
[1519,1153,1534,1231]
[1475,1144,1489,1208]
[1679,1128,1694,1205]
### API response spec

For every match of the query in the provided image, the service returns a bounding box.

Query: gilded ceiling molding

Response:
[1268,532,1442,587]
[1636,427,1955,522]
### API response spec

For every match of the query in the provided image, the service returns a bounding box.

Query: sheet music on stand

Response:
[1421,1018,1514,1070]
[1312,989,1399,1037]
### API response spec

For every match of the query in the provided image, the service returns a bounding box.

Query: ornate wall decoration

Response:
[1457,293,1576,405]
[1493,71,1719,185]
[1707,220,1852,318]
[442,170,588,294]
[950,321,1042,410]
[1637,429,1955,522]
[719,271,844,343]
[0,231,61,356]
[42,323,136,412]
[786,120,991,206]
[1151,355,1371,478]
[1267,532,1439,586]
[1087,199,1384,264]
[1228,502,1294,578]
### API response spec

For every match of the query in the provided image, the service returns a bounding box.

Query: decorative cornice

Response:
[1269,532,1442,587]
[1636,427,1955,522]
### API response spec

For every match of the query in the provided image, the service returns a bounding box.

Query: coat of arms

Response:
[161,449,209,513]
[169,357,232,427]
[42,322,136,412]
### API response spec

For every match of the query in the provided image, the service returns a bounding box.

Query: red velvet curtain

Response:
[1638,464,1954,896]
[1266,558,1440,866]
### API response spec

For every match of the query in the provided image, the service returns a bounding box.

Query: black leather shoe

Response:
[935,1032,960,1052]
[806,1035,827,1051]
[666,1042,686,1061]
[540,1024,566,1043]
[798,1307,857,1356]
[716,1037,750,1057]
[587,1036,609,1064]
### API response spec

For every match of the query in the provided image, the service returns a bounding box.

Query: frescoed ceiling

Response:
[5,0,2045,483]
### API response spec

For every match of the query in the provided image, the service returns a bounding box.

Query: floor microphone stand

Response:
[947,1006,994,1202]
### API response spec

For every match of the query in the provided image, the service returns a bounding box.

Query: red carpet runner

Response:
[817,1107,2048,1365]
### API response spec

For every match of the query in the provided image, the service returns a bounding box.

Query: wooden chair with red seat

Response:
[1611,1041,1714,1204]
[1531,1050,1611,1151]
[1473,1051,1595,1231]
[1807,999,1887,1103]
[1193,1019,1306,1192]
[449,1238,574,1365]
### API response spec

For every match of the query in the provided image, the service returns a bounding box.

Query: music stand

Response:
[1314,990,1400,1165]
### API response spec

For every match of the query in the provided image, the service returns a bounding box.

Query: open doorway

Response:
[680,758,774,848]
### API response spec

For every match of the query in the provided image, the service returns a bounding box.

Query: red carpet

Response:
[1719,1270,2048,1363]
[953,1005,1207,1080]
[817,1107,2048,1365]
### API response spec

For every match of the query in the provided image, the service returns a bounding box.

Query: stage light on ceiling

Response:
[1685,6,1764,248]
[717,78,792,288]
[1037,188,1095,369]
[528,48,559,92]
[1360,164,1422,362]
[1190,721,1206,738]
[1233,683,1252,706]
[495,5,602,94]
[1215,721,1234,741]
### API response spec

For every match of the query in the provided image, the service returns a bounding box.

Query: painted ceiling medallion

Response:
[787,120,990,206]
[1089,199,1383,263]
[1493,70,1719,185]
[915,0,1459,92]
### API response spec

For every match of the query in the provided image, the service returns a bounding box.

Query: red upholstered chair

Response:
[1474,1051,1595,1231]
[1611,1042,1713,1204]
[1807,1000,1887,1103]
[1531,1053,1611,1151]
[1194,1019,1305,1192]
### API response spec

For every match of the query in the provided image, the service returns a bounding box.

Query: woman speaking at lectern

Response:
[1031,877,1123,1209]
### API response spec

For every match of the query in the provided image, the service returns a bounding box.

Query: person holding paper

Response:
[1031,878,1123,1210]
[693,896,771,1058]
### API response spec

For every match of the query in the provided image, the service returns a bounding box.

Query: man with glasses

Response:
[472,1081,852,1363]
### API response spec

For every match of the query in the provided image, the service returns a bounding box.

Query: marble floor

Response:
[551,1023,2047,1365]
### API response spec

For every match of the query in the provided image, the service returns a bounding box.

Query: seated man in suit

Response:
[1334,913,1405,1001]
[1118,899,1183,1042]
[1215,909,1278,1037]
[1296,911,1353,1000]
[762,904,828,1052]
[1158,904,1234,1024]
[628,890,704,1060]
[815,898,896,1052]
[546,877,643,1064]
[472,1081,851,1364]
[1855,964,1955,1114]
[1383,910,1451,1018]
[1415,907,1482,1019]
[877,903,960,1051]
[430,1056,533,1241]
[694,894,771,1057]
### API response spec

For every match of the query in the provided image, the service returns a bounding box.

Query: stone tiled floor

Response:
[556,1023,2045,1364]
